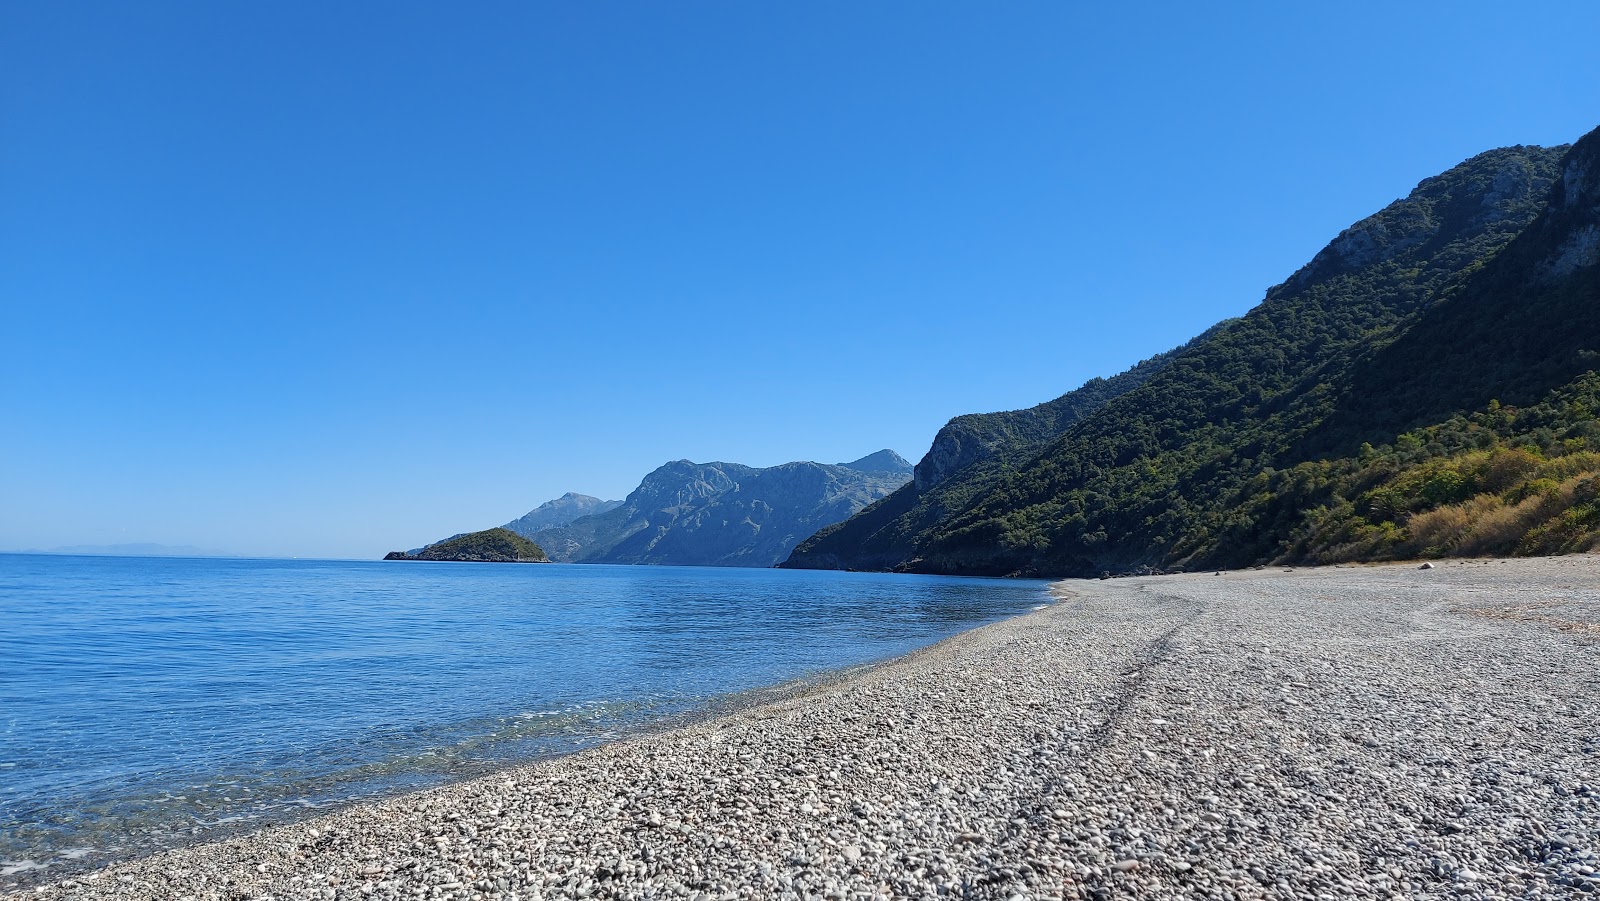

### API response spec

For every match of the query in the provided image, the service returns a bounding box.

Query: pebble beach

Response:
[9,557,1599,900]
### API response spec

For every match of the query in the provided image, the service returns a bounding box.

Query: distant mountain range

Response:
[17,543,231,558]
[504,493,624,536]
[786,124,1600,576]
[406,450,911,567]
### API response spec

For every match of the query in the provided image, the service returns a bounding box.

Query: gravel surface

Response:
[8,557,1598,900]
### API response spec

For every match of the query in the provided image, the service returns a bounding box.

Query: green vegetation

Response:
[389,528,550,563]
[787,128,1600,577]
[787,343,1189,573]
[913,343,1187,490]
[1204,376,1600,564]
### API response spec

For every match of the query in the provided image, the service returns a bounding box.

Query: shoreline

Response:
[0,665,867,890]
[1,587,1057,893]
[9,558,1600,899]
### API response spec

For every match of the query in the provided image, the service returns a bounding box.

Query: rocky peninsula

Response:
[11,558,1598,899]
[384,529,549,563]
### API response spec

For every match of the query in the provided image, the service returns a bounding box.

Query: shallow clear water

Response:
[0,554,1047,878]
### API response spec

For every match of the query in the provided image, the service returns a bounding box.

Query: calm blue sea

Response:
[0,554,1048,880]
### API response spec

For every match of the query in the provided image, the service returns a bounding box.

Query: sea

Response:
[0,554,1050,883]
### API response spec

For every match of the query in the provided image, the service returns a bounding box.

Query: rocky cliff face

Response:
[913,421,992,493]
[520,453,910,567]
[1537,135,1600,280]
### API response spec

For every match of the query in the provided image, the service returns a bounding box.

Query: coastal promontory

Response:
[383,528,549,563]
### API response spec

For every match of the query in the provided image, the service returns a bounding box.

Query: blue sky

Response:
[3,2,1598,559]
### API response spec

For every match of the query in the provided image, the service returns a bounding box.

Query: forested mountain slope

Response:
[786,129,1596,576]
[782,344,1188,572]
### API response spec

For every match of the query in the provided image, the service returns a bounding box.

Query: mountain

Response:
[503,493,623,538]
[21,543,231,558]
[912,346,1187,493]
[400,493,621,558]
[781,333,1203,572]
[838,450,913,474]
[521,452,911,566]
[385,528,549,563]
[787,128,1599,576]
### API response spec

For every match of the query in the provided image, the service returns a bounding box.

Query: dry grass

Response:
[1290,443,1600,566]
[1454,492,1562,556]
[1401,470,1600,558]
[1407,496,1494,555]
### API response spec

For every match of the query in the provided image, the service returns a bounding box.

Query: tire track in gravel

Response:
[972,583,1204,900]
[1044,580,1203,750]
[1079,610,1195,750]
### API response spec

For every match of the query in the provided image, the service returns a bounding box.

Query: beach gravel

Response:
[9,557,1599,900]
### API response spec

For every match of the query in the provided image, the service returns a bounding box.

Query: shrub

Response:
[1479,447,1542,493]
[1405,500,1480,556]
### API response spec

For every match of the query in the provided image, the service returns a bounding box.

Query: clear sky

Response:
[3,2,1598,559]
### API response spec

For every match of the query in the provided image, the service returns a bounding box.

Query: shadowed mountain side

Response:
[1301,132,1600,457]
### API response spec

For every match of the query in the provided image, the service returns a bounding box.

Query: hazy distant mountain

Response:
[837,449,913,474]
[398,493,623,557]
[24,543,230,558]
[503,493,623,539]
[516,451,911,566]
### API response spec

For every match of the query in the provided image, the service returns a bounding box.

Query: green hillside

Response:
[386,528,550,563]
[786,126,1599,577]
[785,343,1189,573]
